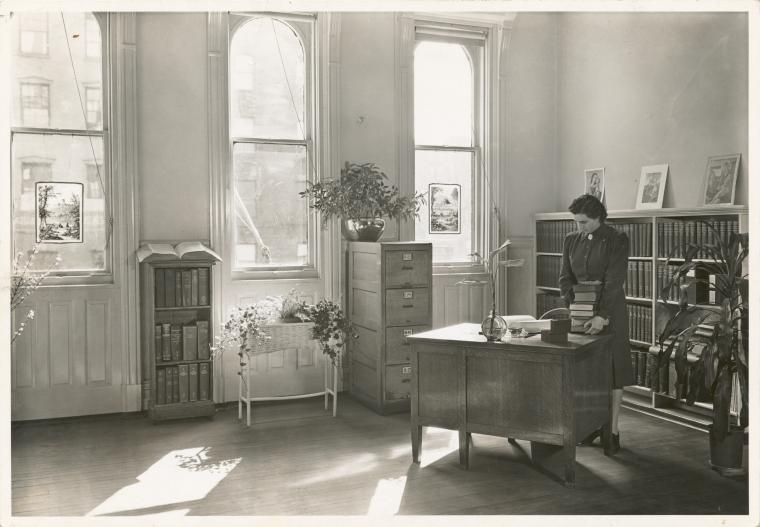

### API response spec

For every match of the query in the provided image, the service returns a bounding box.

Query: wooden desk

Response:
[407,323,613,486]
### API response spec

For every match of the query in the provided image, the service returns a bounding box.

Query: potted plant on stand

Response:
[655,222,748,475]
[299,162,425,242]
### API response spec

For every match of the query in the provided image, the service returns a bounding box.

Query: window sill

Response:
[231,267,319,282]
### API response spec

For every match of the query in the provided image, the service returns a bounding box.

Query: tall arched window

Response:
[229,15,314,272]
[413,33,483,264]
[10,12,109,274]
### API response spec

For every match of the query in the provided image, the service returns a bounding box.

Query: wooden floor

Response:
[11,396,749,517]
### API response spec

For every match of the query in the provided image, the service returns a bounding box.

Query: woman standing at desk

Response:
[559,194,632,454]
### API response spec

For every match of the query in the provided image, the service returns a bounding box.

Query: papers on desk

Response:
[503,315,552,334]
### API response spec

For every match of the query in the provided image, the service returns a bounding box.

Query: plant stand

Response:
[238,358,339,426]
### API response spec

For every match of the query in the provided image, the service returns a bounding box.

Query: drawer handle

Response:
[402,304,414,308]
[401,379,411,383]
[401,265,414,270]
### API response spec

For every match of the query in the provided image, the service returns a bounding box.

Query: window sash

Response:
[10,13,112,280]
[413,34,485,267]
[229,14,317,277]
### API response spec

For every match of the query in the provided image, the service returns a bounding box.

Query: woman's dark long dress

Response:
[559,222,634,388]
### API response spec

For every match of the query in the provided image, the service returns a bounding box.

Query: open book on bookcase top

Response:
[137,241,221,263]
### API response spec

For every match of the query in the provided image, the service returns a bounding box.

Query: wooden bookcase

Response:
[534,205,748,429]
[140,259,217,421]
[347,241,433,414]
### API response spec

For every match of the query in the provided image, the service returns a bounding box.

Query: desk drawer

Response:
[385,289,430,326]
[384,250,431,288]
[386,325,429,364]
[385,364,413,401]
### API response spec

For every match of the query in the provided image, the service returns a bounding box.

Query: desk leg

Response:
[563,444,576,487]
[411,425,422,463]
[459,430,470,469]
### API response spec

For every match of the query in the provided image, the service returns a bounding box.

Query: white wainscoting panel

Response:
[49,302,73,386]
[85,300,110,385]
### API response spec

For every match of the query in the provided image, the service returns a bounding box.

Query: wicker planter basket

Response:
[246,321,315,355]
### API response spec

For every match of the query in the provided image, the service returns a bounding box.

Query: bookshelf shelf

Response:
[140,258,218,421]
[534,206,747,429]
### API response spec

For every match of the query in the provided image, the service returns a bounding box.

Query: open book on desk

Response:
[137,241,222,263]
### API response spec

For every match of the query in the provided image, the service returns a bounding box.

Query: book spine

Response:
[631,352,638,384]
[191,269,199,306]
[164,269,176,308]
[175,272,183,307]
[644,261,651,299]
[182,270,192,307]
[178,364,189,403]
[197,321,210,360]
[646,223,652,257]
[166,366,174,403]
[155,269,165,308]
[183,325,198,361]
[189,363,199,402]
[199,362,210,400]
[171,325,182,362]
[198,268,209,306]
[154,325,162,363]
[156,368,166,405]
[161,323,171,361]
[637,351,647,386]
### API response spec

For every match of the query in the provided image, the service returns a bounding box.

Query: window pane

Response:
[230,18,306,140]
[414,41,473,147]
[12,133,108,272]
[233,143,309,268]
[414,150,474,263]
[10,12,103,130]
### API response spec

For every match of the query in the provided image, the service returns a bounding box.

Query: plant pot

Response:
[341,218,386,242]
[709,425,746,476]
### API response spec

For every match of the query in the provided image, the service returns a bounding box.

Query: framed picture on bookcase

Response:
[702,154,740,206]
[635,164,668,209]
[584,168,605,201]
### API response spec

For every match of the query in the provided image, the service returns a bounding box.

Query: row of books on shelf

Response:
[633,345,711,402]
[155,363,211,405]
[154,321,211,362]
[607,221,652,257]
[154,267,210,308]
[656,218,739,258]
[536,291,566,318]
[535,220,574,253]
[626,261,652,298]
[627,304,652,343]
[536,256,561,289]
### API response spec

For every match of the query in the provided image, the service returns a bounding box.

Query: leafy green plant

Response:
[210,304,271,370]
[299,162,425,228]
[655,220,748,441]
[302,300,357,364]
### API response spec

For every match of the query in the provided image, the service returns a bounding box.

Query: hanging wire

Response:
[60,12,113,249]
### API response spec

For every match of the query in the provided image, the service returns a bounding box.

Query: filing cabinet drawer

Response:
[384,250,431,288]
[385,364,413,401]
[385,288,430,326]
[385,325,429,364]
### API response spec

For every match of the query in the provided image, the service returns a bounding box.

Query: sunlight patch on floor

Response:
[420,430,459,467]
[289,453,377,487]
[86,447,240,516]
[366,476,408,515]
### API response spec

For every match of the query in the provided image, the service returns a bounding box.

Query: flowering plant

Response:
[302,300,356,364]
[210,304,271,369]
[11,246,61,343]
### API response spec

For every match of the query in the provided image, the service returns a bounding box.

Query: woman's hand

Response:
[584,315,607,335]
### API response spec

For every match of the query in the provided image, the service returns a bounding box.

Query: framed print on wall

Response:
[635,164,668,209]
[702,154,740,206]
[584,168,605,201]
[429,183,461,234]
[35,182,84,243]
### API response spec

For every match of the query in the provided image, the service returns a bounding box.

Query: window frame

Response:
[10,12,113,284]
[412,24,488,272]
[227,13,319,280]
[18,12,49,57]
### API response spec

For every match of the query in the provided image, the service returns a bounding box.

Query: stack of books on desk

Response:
[570,282,602,333]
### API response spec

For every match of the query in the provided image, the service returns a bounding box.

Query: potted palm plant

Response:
[655,221,748,475]
[299,162,425,242]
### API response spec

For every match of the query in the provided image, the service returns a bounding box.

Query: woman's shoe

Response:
[604,433,621,456]
[577,427,602,446]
